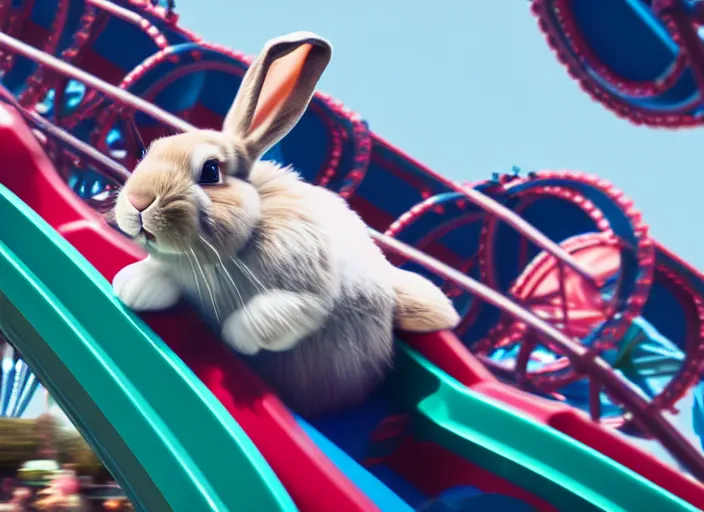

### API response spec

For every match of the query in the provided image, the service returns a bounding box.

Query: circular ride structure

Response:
[527,0,704,425]
[532,0,704,127]
[0,1,703,511]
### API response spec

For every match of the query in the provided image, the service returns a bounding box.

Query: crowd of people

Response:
[0,466,83,511]
[0,465,131,512]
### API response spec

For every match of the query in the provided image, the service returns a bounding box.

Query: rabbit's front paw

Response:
[221,290,328,354]
[221,308,264,355]
[113,257,181,312]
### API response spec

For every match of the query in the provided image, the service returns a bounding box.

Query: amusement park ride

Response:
[1,0,704,510]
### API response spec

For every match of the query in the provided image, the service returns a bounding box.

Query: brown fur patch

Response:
[392,268,461,332]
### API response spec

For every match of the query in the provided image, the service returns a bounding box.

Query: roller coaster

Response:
[0,1,704,510]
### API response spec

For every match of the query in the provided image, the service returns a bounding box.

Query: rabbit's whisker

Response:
[228,256,266,293]
[197,236,247,309]
[196,236,261,331]
[189,246,220,324]
[184,246,205,308]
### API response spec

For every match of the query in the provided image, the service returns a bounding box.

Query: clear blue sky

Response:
[177,0,704,270]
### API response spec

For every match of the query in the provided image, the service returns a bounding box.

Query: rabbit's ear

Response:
[223,31,331,163]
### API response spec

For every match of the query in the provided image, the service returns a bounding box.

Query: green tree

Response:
[0,417,107,476]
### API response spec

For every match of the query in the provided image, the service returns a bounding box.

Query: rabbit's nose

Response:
[127,192,156,212]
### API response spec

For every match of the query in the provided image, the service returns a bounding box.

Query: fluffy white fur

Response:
[221,289,330,354]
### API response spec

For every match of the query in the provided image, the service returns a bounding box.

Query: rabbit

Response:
[111,31,460,416]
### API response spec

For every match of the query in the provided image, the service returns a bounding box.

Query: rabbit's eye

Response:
[199,159,220,185]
